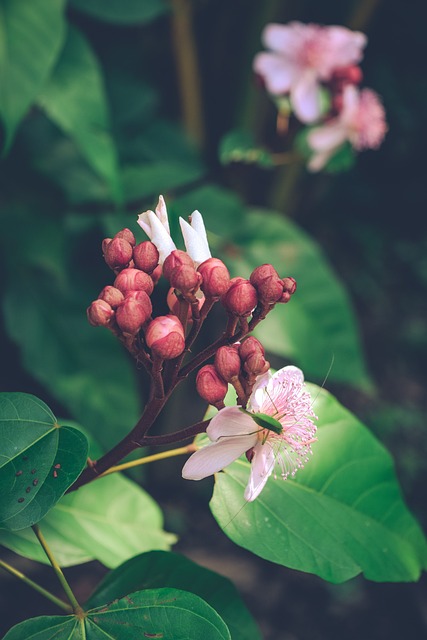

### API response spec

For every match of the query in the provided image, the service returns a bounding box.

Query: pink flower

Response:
[182,366,317,501]
[307,85,388,171]
[253,22,367,123]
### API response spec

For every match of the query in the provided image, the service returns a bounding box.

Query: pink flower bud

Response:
[115,295,152,334]
[87,299,114,327]
[282,277,297,295]
[249,264,279,287]
[114,268,154,296]
[133,241,159,273]
[198,258,231,298]
[163,250,194,281]
[145,315,185,359]
[279,291,291,304]
[104,237,133,270]
[243,352,270,376]
[125,290,153,304]
[102,238,112,254]
[151,265,162,284]
[196,365,228,405]
[114,228,136,247]
[221,277,258,317]
[214,346,241,382]
[98,285,124,309]
[238,336,265,361]
[331,64,363,87]
[169,264,202,293]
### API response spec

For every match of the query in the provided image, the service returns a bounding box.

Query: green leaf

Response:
[0,393,88,530]
[0,0,66,152]
[210,385,427,583]
[86,551,261,640]
[121,161,205,203]
[4,588,231,639]
[70,0,168,24]
[223,208,370,387]
[220,130,274,168]
[37,26,122,202]
[0,470,176,567]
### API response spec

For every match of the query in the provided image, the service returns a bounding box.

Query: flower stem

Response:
[0,558,72,613]
[32,525,83,616]
[171,0,205,146]
[99,444,197,477]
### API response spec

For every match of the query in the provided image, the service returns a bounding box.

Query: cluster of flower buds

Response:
[87,196,297,395]
[253,21,387,171]
[196,337,270,409]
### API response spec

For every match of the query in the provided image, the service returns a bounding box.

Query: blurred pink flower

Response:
[253,22,367,123]
[182,366,317,501]
[307,85,388,171]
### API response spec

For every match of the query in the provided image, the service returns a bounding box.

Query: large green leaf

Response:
[3,588,231,639]
[0,394,88,531]
[37,26,122,202]
[0,0,66,151]
[121,161,205,203]
[223,208,370,387]
[86,551,261,640]
[70,0,168,24]
[210,385,427,583]
[0,471,176,567]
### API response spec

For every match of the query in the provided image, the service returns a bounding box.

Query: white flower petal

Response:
[207,406,260,443]
[146,211,176,264]
[291,70,322,123]
[244,441,276,501]
[248,371,273,413]
[182,436,254,481]
[308,124,348,153]
[271,365,304,386]
[179,215,211,266]
[253,52,297,95]
[137,210,153,237]
[155,195,170,234]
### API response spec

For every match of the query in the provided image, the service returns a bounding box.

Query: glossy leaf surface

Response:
[210,385,427,583]
[4,588,231,639]
[0,394,88,531]
[87,550,261,640]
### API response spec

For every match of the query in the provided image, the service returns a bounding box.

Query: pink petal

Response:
[182,436,255,481]
[253,52,297,95]
[249,371,272,413]
[291,70,322,123]
[244,441,276,501]
[261,23,301,55]
[207,406,260,442]
[308,123,347,152]
[271,365,304,386]
[307,150,334,172]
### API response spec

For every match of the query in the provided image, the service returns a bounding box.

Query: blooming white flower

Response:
[137,196,176,265]
[137,196,212,267]
[307,85,388,171]
[182,366,317,501]
[179,210,212,266]
[253,22,367,123]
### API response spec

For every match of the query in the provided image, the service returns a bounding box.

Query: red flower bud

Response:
[114,268,154,296]
[221,277,258,317]
[332,64,363,87]
[102,238,112,254]
[214,346,241,382]
[114,228,136,247]
[163,250,194,280]
[279,291,291,303]
[238,336,265,361]
[196,365,228,405]
[169,264,202,293]
[98,285,124,309]
[243,352,270,376]
[133,241,159,273]
[115,295,152,334]
[282,277,297,295]
[87,299,114,327]
[145,315,185,359]
[250,264,279,287]
[198,258,231,298]
[104,237,133,270]
[151,264,162,284]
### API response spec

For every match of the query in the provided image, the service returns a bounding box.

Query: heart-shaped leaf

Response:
[209,385,427,583]
[3,588,231,639]
[0,393,88,531]
[86,551,261,640]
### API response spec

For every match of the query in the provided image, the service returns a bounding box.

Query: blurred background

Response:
[1,0,426,638]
